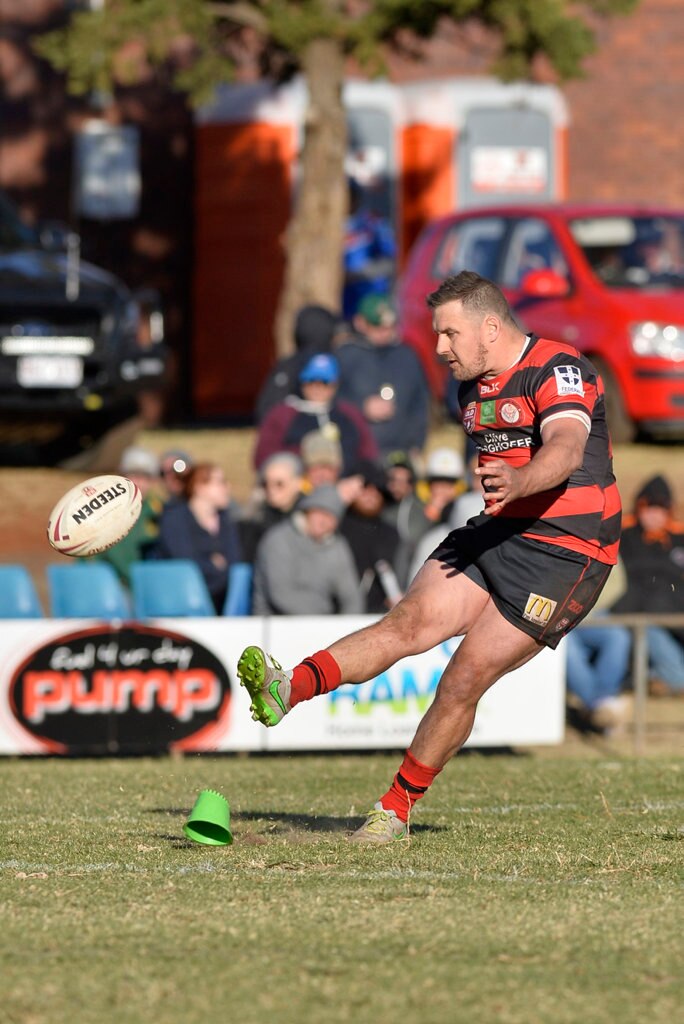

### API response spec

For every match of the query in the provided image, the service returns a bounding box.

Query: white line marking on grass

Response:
[429,800,684,815]
[0,860,672,886]
[0,800,682,829]
[0,817,143,826]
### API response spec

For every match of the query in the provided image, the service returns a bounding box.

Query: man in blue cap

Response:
[253,351,379,476]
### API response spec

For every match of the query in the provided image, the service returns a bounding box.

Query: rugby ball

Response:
[47,474,142,557]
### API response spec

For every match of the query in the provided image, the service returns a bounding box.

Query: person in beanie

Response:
[253,484,362,616]
[611,474,684,695]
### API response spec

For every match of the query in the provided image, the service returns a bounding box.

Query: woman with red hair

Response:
[156,462,243,613]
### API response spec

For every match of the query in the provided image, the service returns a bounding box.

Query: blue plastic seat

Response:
[130,560,215,617]
[0,564,44,618]
[222,562,253,616]
[47,562,131,619]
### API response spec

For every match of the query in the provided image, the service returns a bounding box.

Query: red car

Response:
[397,203,684,442]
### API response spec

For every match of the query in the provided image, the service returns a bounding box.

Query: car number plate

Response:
[17,355,84,388]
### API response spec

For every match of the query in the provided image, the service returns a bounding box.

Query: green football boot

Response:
[238,646,292,727]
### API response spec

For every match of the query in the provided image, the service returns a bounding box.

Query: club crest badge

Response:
[499,401,522,425]
[553,365,584,396]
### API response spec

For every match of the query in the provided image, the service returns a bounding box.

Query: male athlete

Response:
[238,271,621,843]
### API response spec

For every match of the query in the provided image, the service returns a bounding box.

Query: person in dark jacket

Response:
[255,304,340,423]
[339,460,406,614]
[336,293,430,456]
[156,462,242,613]
[381,450,432,558]
[611,474,684,694]
[253,352,379,476]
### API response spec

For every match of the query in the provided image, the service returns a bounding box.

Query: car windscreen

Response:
[0,192,39,250]
[570,215,684,289]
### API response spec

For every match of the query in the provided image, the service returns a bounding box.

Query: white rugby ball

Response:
[47,474,142,556]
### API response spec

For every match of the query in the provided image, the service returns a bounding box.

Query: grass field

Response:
[2,753,682,1024]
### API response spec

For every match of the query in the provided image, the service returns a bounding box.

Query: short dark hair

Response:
[426,271,515,325]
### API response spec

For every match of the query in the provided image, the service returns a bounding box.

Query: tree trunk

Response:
[273,36,347,357]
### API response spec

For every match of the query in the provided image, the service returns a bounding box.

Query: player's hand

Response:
[474,460,524,515]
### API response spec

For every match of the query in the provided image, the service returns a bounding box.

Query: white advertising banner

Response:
[0,616,565,756]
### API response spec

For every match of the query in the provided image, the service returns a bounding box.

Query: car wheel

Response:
[590,357,636,445]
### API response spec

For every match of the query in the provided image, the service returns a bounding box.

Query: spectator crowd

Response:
[89,291,684,740]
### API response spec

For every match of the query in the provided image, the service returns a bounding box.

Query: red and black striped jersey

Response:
[458,335,621,564]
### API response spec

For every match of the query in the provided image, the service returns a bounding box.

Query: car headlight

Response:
[630,321,684,360]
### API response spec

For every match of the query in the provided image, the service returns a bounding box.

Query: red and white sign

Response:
[0,616,565,755]
[471,146,548,193]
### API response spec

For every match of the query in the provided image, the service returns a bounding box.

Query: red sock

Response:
[378,750,442,822]
[290,650,342,707]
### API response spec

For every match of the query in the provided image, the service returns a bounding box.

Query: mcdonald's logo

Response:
[523,592,557,625]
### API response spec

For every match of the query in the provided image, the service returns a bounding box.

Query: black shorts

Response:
[429,514,613,650]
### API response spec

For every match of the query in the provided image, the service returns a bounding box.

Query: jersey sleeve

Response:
[534,353,599,434]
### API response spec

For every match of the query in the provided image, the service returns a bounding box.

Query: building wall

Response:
[563,0,684,205]
[384,0,684,208]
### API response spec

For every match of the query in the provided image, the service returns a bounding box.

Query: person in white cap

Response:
[420,446,466,526]
[87,446,164,585]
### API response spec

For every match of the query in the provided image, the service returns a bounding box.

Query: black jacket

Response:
[254,305,338,422]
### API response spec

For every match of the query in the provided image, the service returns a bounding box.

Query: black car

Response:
[0,190,166,464]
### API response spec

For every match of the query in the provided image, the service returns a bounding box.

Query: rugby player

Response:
[238,271,622,843]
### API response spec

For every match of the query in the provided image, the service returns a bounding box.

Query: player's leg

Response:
[407,605,542,767]
[327,557,490,681]
[238,558,490,726]
[351,600,542,843]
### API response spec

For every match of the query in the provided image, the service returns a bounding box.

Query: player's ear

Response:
[484,314,500,341]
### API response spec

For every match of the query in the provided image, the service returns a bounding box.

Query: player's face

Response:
[433,300,494,380]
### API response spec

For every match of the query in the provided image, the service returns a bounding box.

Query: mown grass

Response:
[1,754,682,1024]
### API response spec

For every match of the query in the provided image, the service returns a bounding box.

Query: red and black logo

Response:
[9,624,231,755]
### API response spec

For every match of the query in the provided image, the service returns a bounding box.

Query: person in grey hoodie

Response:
[252,484,363,616]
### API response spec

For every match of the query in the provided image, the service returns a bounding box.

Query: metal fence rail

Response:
[576,613,684,755]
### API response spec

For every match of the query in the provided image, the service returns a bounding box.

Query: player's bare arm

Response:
[476,417,588,516]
